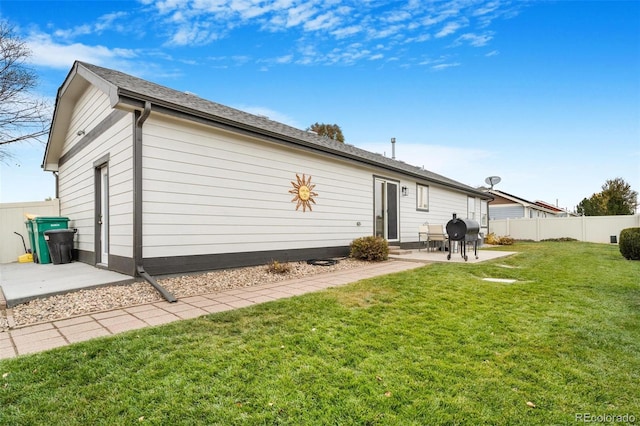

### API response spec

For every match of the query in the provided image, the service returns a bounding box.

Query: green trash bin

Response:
[31,217,70,264]
[25,220,38,263]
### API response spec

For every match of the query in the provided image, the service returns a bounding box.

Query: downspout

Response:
[487,199,491,237]
[52,171,59,199]
[134,101,177,303]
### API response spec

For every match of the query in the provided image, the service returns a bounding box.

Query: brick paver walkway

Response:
[1,260,423,359]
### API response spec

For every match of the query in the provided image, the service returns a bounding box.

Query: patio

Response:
[0,262,133,308]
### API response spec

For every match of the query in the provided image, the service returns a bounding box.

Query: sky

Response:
[0,0,638,213]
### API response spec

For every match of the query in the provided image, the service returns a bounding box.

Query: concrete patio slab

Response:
[389,248,517,264]
[0,261,134,307]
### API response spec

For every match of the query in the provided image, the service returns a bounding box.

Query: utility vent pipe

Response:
[391,137,396,160]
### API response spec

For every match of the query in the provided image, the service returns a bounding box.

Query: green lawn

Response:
[1,242,639,425]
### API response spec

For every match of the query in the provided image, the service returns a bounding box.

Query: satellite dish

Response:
[485,176,501,189]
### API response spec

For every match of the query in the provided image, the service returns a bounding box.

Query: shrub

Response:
[498,236,515,245]
[350,236,389,262]
[485,233,514,246]
[541,237,578,242]
[485,233,500,245]
[619,227,640,260]
[266,260,291,274]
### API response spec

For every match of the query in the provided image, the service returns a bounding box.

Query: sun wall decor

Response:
[289,173,318,212]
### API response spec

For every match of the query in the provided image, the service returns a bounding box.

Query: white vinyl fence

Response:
[489,215,640,244]
[0,199,60,264]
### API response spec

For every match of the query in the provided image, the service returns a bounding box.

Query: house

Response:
[486,189,561,220]
[42,61,492,277]
[533,200,576,217]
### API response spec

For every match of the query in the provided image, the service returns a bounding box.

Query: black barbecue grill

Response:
[446,213,480,261]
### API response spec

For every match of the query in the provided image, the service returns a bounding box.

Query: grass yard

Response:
[1,242,639,425]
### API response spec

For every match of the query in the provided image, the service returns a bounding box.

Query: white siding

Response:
[490,204,525,220]
[399,183,470,243]
[58,87,134,258]
[141,116,376,258]
[61,85,112,157]
[143,114,479,258]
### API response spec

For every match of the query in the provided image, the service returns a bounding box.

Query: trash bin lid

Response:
[34,216,70,223]
[44,229,75,234]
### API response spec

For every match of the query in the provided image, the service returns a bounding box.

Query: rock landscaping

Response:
[1,258,367,331]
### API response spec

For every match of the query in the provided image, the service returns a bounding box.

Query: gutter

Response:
[133,101,177,303]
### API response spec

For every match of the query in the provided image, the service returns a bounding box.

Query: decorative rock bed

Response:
[1,258,368,331]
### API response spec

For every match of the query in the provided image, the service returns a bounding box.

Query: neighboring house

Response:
[42,61,492,277]
[486,189,560,220]
[533,200,577,217]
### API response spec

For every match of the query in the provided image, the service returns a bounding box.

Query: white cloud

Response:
[25,32,137,69]
[153,0,191,15]
[405,34,431,43]
[304,12,340,32]
[368,24,404,40]
[383,10,411,24]
[170,24,215,45]
[53,25,93,39]
[423,8,460,27]
[356,142,493,188]
[419,55,457,69]
[431,62,460,70]
[286,3,317,28]
[435,19,468,38]
[95,12,130,32]
[454,32,493,47]
[473,1,500,16]
[50,11,129,39]
[324,43,372,65]
[331,25,362,39]
[275,54,293,63]
[42,0,520,68]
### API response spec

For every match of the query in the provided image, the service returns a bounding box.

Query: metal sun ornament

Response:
[289,173,318,212]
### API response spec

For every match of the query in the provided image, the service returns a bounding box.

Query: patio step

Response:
[388,246,412,255]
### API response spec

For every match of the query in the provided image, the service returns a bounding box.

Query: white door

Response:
[99,166,109,266]
[374,178,399,242]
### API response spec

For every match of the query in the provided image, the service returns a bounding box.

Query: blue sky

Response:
[1,0,638,212]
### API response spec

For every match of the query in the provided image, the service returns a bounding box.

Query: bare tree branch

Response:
[0,21,51,161]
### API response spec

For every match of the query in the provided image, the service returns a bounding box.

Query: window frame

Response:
[467,196,476,220]
[416,184,429,212]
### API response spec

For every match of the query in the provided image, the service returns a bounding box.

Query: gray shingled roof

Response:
[78,61,488,198]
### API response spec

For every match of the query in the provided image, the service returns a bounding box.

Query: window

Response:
[481,200,488,226]
[467,197,476,220]
[417,184,429,211]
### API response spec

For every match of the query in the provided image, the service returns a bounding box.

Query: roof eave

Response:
[115,91,491,199]
[42,61,120,171]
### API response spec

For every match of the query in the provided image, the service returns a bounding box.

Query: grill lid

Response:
[446,213,480,241]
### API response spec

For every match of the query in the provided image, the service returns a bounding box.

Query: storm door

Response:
[374,178,399,242]
[97,165,109,266]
